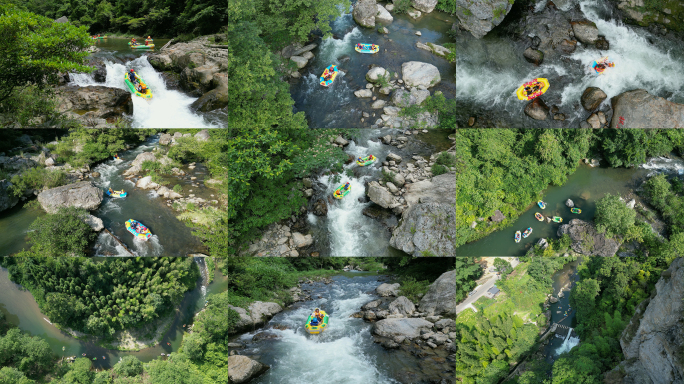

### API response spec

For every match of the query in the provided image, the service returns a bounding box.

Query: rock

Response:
[338,54,351,63]
[376,5,394,24]
[386,182,399,194]
[136,176,153,189]
[390,200,455,256]
[291,44,317,57]
[248,302,283,326]
[388,296,416,316]
[610,89,684,128]
[45,158,55,166]
[419,270,456,316]
[84,215,104,231]
[412,0,438,13]
[228,355,269,384]
[565,199,574,208]
[430,333,448,345]
[372,318,434,339]
[313,199,328,216]
[559,39,577,54]
[37,181,103,214]
[159,133,172,145]
[371,100,386,109]
[148,54,173,70]
[303,178,313,188]
[334,136,350,147]
[194,129,210,142]
[434,319,456,330]
[54,16,68,23]
[537,238,549,249]
[355,89,373,98]
[290,55,308,69]
[386,153,402,163]
[362,299,382,310]
[571,20,600,44]
[292,232,313,248]
[392,173,405,187]
[595,35,610,50]
[381,134,392,144]
[523,47,544,65]
[364,311,377,321]
[55,85,133,121]
[490,209,505,223]
[0,180,20,213]
[380,339,400,349]
[456,0,513,39]
[353,0,378,28]
[626,199,636,209]
[524,98,549,120]
[557,219,621,257]
[368,181,393,209]
[189,80,228,113]
[366,67,390,82]
[401,61,440,88]
[407,8,421,19]
[587,113,601,128]
[376,283,401,297]
[598,111,607,125]
[609,258,684,384]
[581,87,607,111]
[415,31,421,36]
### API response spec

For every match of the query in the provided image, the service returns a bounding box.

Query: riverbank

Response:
[239,128,455,257]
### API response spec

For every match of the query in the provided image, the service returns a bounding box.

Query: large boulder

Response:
[607,258,684,384]
[159,133,172,146]
[189,73,227,112]
[372,318,434,339]
[376,5,394,24]
[376,283,401,297]
[610,89,684,128]
[123,152,156,175]
[55,86,133,120]
[194,129,210,141]
[571,20,600,45]
[412,0,438,13]
[228,355,269,384]
[366,67,390,83]
[248,301,283,326]
[524,98,549,120]
[368,181,394,209]
[403,173,455,207]
[54,16,68,23]
[353,0,378,28]
[392,88,430,108]
[617,0,684,32]
[557,219,621,257]
[456,0,513,39]
[419,270,456,316]
[292,232,313,248]
[388,296,416,317]
[0,180,19,213]
[228,305,253,332]
[402,61,441,88]
[37,181,103,214]
[523,47,544,66]
[581,87,607,111]
[389,202,456,256]
[83,214,104,231]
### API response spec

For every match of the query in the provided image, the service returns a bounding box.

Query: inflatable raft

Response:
[305,310,329,334]
[92,36,107,39]
[333,183,351,199]
[355,43,379,54]
[571,208,582,214]
[128,39,153,45]
[552,216,563,223]
[537,200,546,209]
[125,219,152,241]
[522,227,533,238]
[124,72,153,99]
[356,155,377,166]
[535,212,544,221]
[592,56,615,75]
[320,65,339,87]
[106,189,127,198]
[516,78,549,101]
[514,231,521,243]
[130,43,155,49]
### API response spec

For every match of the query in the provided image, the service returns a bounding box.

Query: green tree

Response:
[113,355,143,377]
[26,207,96,257]
[0,367,35,384]
[493,258,512,275]
[594,193,636,238]
[570,279,601,325]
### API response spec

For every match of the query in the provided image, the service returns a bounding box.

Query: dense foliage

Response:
[0,257,199,337]
[23,207,97,257]
[594,193,636,238]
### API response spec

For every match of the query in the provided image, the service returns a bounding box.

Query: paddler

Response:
[130,38,137,46]
[128,69,137,84]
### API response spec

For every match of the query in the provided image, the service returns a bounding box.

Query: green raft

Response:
[304,310,329,334]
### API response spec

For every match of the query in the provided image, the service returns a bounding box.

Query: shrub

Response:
[173,184,183,193]
[432,163,448,176]
[9,167,67,197]
[113,356,143,377]
[27,206,96,257]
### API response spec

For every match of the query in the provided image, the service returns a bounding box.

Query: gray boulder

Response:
[372,318,434,339]
[610,89,684,129]
[159,133,172,145]
[565,199,574,208]
[368,181,394,209]
[412,0,438,13]
[376,283,401,297]
[194,129,210,141]
[366,67,390,83]
[355,89,373,98]
[392,88,430,108]
[390,202,456,256]
[0,180,19,213]
[37,182,103,214]
[525,98,549,120]
[523,47,544,66]
[228,355,269,384]
[54,16,68,23]
[83,215,104,231]
[403,173,455,207]
[353,0,378,28]
[456,0,513,39]
[292,232,313,248]
[247,301,283,326]
[376,5,394,24]
[290,55,308,69]
[557,219,621,257]
[434,318,456,330]
[402,61,440,88]
[571,20,599,45]
[419,270,456,316]
[581,87,607,111]
[388,296,416,316]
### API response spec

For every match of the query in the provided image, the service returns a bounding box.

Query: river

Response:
[306,129,453,256]
[231,272,451,384]
[457,156,684,256]
[0,135,212,256]
[456,0,684,127]
[71,38,226,128]
[544,258,581,363]
[0,258,227,370]
[290,2,455,128]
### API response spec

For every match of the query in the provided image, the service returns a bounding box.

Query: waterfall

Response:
[555,327,580,355]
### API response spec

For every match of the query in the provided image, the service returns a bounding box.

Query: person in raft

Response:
[344,182,350,190]
[128,69,137,85]
[137,83,148,94]
[310,308,324,325]
[131,38,137,45]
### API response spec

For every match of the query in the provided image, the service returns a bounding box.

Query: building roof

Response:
[488,286,500,295]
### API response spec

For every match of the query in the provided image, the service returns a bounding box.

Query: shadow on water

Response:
[291,3,455,128]
[0,202,43,256]
[0,259,227,369]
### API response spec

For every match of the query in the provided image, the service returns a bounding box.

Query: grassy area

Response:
[206,257,215,284]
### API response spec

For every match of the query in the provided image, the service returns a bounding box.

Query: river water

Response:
[306,129,453,256]
[0,136,211,256]
[71,38,226,128]
[544,258,581,362]
[457,156,684,256]
[456,0,684,127]
[232,273,450,384]
[291,2,455,128]
[0,258,227,369]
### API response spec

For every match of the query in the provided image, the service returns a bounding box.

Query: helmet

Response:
[148,36,151,38]
[130,69,134,72]
[315,308,320,311]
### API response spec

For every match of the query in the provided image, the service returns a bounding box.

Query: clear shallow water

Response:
[545,258,581,362]
[456,0,684,127]
[291,3,455,128]
[92,136,207,256]
[0,260,227,370]
[70,55,224,128]
[0,202,43,256]
[235,274,448,384]
[457,156,684,256]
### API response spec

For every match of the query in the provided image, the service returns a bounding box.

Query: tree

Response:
[113,355,143,377]
[182,332,204,361]
[493,258,512,275]
[0,367,35,384]
[0,5,93,103]
[58,358,93,384]
[146,354,203,384]
[570,279,601,323]
[26,207,96,257]
[595,194,636,237]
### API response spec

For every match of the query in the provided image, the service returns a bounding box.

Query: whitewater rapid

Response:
[70,56,220,128]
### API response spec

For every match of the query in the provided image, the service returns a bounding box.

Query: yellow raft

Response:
[516,78,550,101]
[305,310,329,334]
[124,72,153,99]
